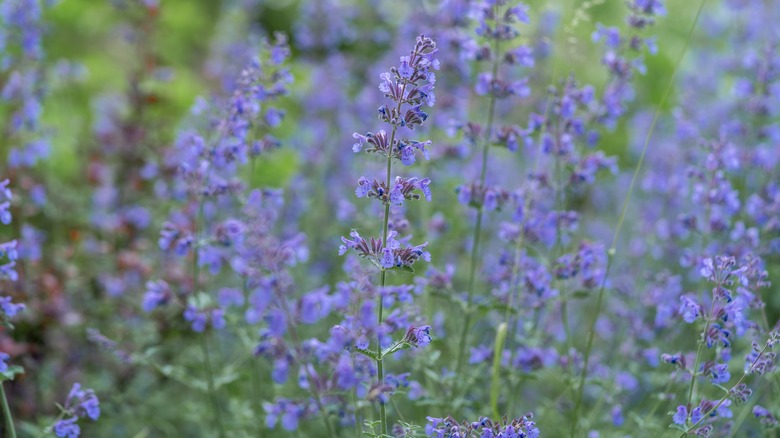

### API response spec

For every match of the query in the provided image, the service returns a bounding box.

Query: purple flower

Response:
[633,0,666,15]
[389,183,404,205]
[142,280,171,312]
[593,24,621,48]
[334,355,357,389]
[0,352,9,373]
[65,383,100,421]
[0,296,25,317]
[753,405,778,426]
[352,132,368,152]
[611,406,624,426]
[0,180,12,226]
[404,325,432,348]
[690,406,703,425]
[211,309,226,330]
[380,248,395,269]
[264,399,306,431]
[398,56,413,78]
[184,306,208,332]
[52,381,100,437]
[475,72,492,95]
[217,287,244,308]
[299,286,331,324]
[709,362,730,384]
[679,295,701,323]
[265,108,285,127]
[53,417,81,438]
[673,405,688,425]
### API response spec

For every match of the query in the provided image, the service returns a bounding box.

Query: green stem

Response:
[680,341,770,437]
[725,383,765,438]
[559,294,573,369]
[352,388,362,438]
[248,363,264,436]
[455,2,502,378]
[552,120,573,371]
[686,297,718,409]
[199,334,226,438]
[378,270,387,437]
[569,1,707,434]
[503,4,569,412]
[192,198,227,438]
[275,291,337,438]
[1,384,16,438]
[455,207,485,374]
[376,76,406,434]
[646,380,673,420]
[242,276,264,436]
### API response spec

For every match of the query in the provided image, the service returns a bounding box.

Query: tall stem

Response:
[242,276,265,436]
[502,6,569,412]
[680,341,771,436]
[569,1,707,434]
[454,4,502,379]
[376,82,406,435]
[1,384,17,438]
[199,334,225,438]
[551,121,574,370]
[377,269,388,436]
[193,199,227,438]
[273,284,337,438]
[686,296,717,409]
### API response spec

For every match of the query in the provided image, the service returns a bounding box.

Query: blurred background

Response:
[2,0,777,436]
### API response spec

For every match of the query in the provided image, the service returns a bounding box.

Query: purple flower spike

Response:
[404,325,432,348]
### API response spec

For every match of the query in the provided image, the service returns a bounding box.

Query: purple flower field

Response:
[1,0,779,436]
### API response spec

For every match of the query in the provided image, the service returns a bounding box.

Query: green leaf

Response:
[714,383,730,394]
[214,370,240,388]
[570,290,591,299]
[353,347,378,361]
[382,341,411,358]
[423,369,442,383]
[0,365,24,382]
[490,323,508,418]
[475,301,518,314]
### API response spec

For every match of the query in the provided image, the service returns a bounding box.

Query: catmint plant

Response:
[4,0,780,436]
[49,383,100,438]
[0,179,22,438]
[448,1,534,383]
[143,33,293,437]
[339,34,438,436]
[425,414,540,438]
[666,255,772,435]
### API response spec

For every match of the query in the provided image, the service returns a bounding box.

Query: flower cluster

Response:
[426,415,540,438]
[339,230,431,271]
[0,179,22,371]
[145,35,293,330]
[355,175,432,205]
[52,383,101,438]
[337,34,439,435]
[6,0,780,436]
[0,180,18,283]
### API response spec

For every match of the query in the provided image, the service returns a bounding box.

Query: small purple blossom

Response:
[679,295,702,323]
[0,352,9,373]
[142,280,171,312]
[404,325,432,348]
[0,296,24,317]
[673,405,688,425]
[53,417,81,438]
